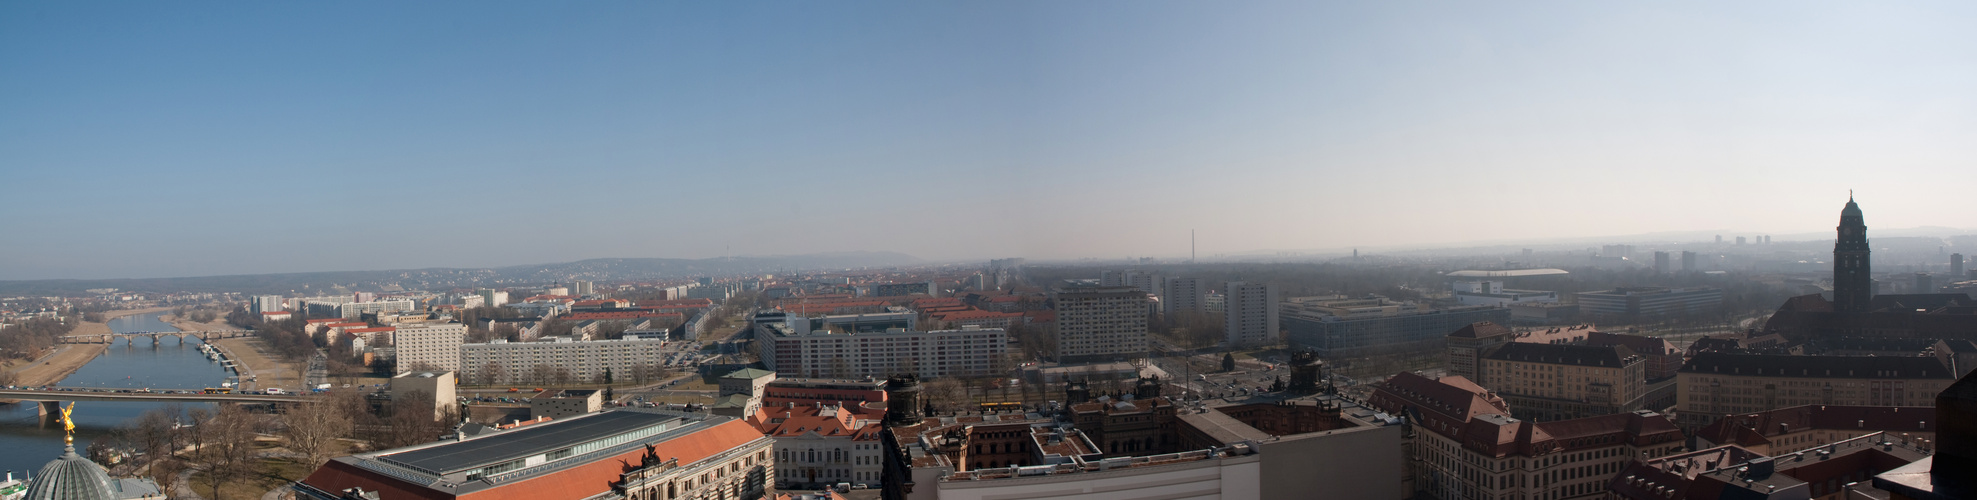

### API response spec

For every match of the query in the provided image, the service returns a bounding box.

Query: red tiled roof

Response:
[564,311,684,321]
[345,327,395,333]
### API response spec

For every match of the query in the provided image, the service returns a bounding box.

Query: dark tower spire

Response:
[1834,195,1872,313]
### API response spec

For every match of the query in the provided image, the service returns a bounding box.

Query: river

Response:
[0,313,232,478]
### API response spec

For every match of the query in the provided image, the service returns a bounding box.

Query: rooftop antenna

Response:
[1192,230,1196,263]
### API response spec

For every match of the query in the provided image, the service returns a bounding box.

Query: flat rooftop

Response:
[380,411,678,475]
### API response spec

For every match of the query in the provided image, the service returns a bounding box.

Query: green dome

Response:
[24,445,117,500]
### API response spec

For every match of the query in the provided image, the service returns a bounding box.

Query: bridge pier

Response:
[38,400,60,424]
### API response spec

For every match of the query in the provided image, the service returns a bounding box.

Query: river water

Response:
[0,313,231,478]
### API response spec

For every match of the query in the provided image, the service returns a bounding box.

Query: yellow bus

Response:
[203,387,232,394]
[979,401,1024,412]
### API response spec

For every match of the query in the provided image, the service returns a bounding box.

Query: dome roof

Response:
[24,445,117,500]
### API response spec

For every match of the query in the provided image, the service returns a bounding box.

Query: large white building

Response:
[1451,281,1558,306]
[251,295,284,314]
[1222,281,1279,348]
[307,299,416,319]
[458,336,672,385]
[754,321,1008,380]
[1162,277,1207,316]
[1051,283,1149,363]
[395,323,467,372]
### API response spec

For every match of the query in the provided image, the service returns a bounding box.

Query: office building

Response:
[296,410,774,500]
[1482,343,1648,421]
[307,299,417,320]
[1451,281,1559,306]
[1954,253,1966,280]
[1916,272,1935,294]
[1282,295,1510,360]
[459,336,671,386]
[1162,277,1207,316]
[871,281,937,298]
[395,323,468,372]
[1050,283,1149,363]
[1680,251,1697,272]
[1222,281,1279,348]
[1673,353,1956,429]
[572,280,594,296]
[1368,372,1685,500]
[754,321,1007,380]
[1575,287,1722,317]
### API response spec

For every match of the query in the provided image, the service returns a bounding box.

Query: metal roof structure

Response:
[380,411,679,475]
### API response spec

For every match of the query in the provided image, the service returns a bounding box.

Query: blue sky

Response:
[3,1,1975,280]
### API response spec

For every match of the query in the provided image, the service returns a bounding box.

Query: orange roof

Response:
[302,418,765,500]
[638,298,714,308]
[565,311,683,321]
[933,310,1023,321]
[345,327,396,333]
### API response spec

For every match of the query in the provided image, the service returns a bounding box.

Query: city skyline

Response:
[5,1,1976,280]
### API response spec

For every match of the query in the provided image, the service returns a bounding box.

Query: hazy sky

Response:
[4,1,1974,280]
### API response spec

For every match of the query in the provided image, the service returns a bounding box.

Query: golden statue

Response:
[60,401,76,445]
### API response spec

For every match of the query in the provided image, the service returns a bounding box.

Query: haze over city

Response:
[4,1,1975,280]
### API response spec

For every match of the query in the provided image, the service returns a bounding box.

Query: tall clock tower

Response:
[1833,195,1873,313]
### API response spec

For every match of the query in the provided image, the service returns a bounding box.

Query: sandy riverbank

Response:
[162,313,307,391]
[3,306,174,388]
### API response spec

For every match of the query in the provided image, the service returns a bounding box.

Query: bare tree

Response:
[192,404,262,500]
[922,378,966,415]
[281,398,354,468]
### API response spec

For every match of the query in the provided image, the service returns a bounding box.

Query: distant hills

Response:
[0,251,924,296]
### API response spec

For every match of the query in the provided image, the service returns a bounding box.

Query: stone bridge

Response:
[0,387,313,421]
[57,329,256,345]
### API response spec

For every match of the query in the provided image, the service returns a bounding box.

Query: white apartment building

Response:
[395,323,467,372]
[459,336,671,385]
[475,289,509,307]
[755,322,1008,380]
[1223,281,1279,348]
[1051,284,1149,363]
[252,295,284,314]
[1163,277,1207,316]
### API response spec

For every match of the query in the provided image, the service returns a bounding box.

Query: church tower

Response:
[1833,195,1873,313]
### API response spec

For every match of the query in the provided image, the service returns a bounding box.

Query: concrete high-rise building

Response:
[1653,251,1670,274]
[1715,235,1723,245]
[1098,270,1125,287]
[1125,271,1160,297]
[396,323,468,372]
[251,295,283,314]
[1162,277,1207,316]
[1735,236,1746,245]
[1834,196,1873,313]
[572,280,594,295]
[1953,253,1965,280]
[1052,283,1149,363]
[1680,251,1697,272]
[476,288,509,307]
[1916,273,1935,294]
[1223,282,1280,348]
